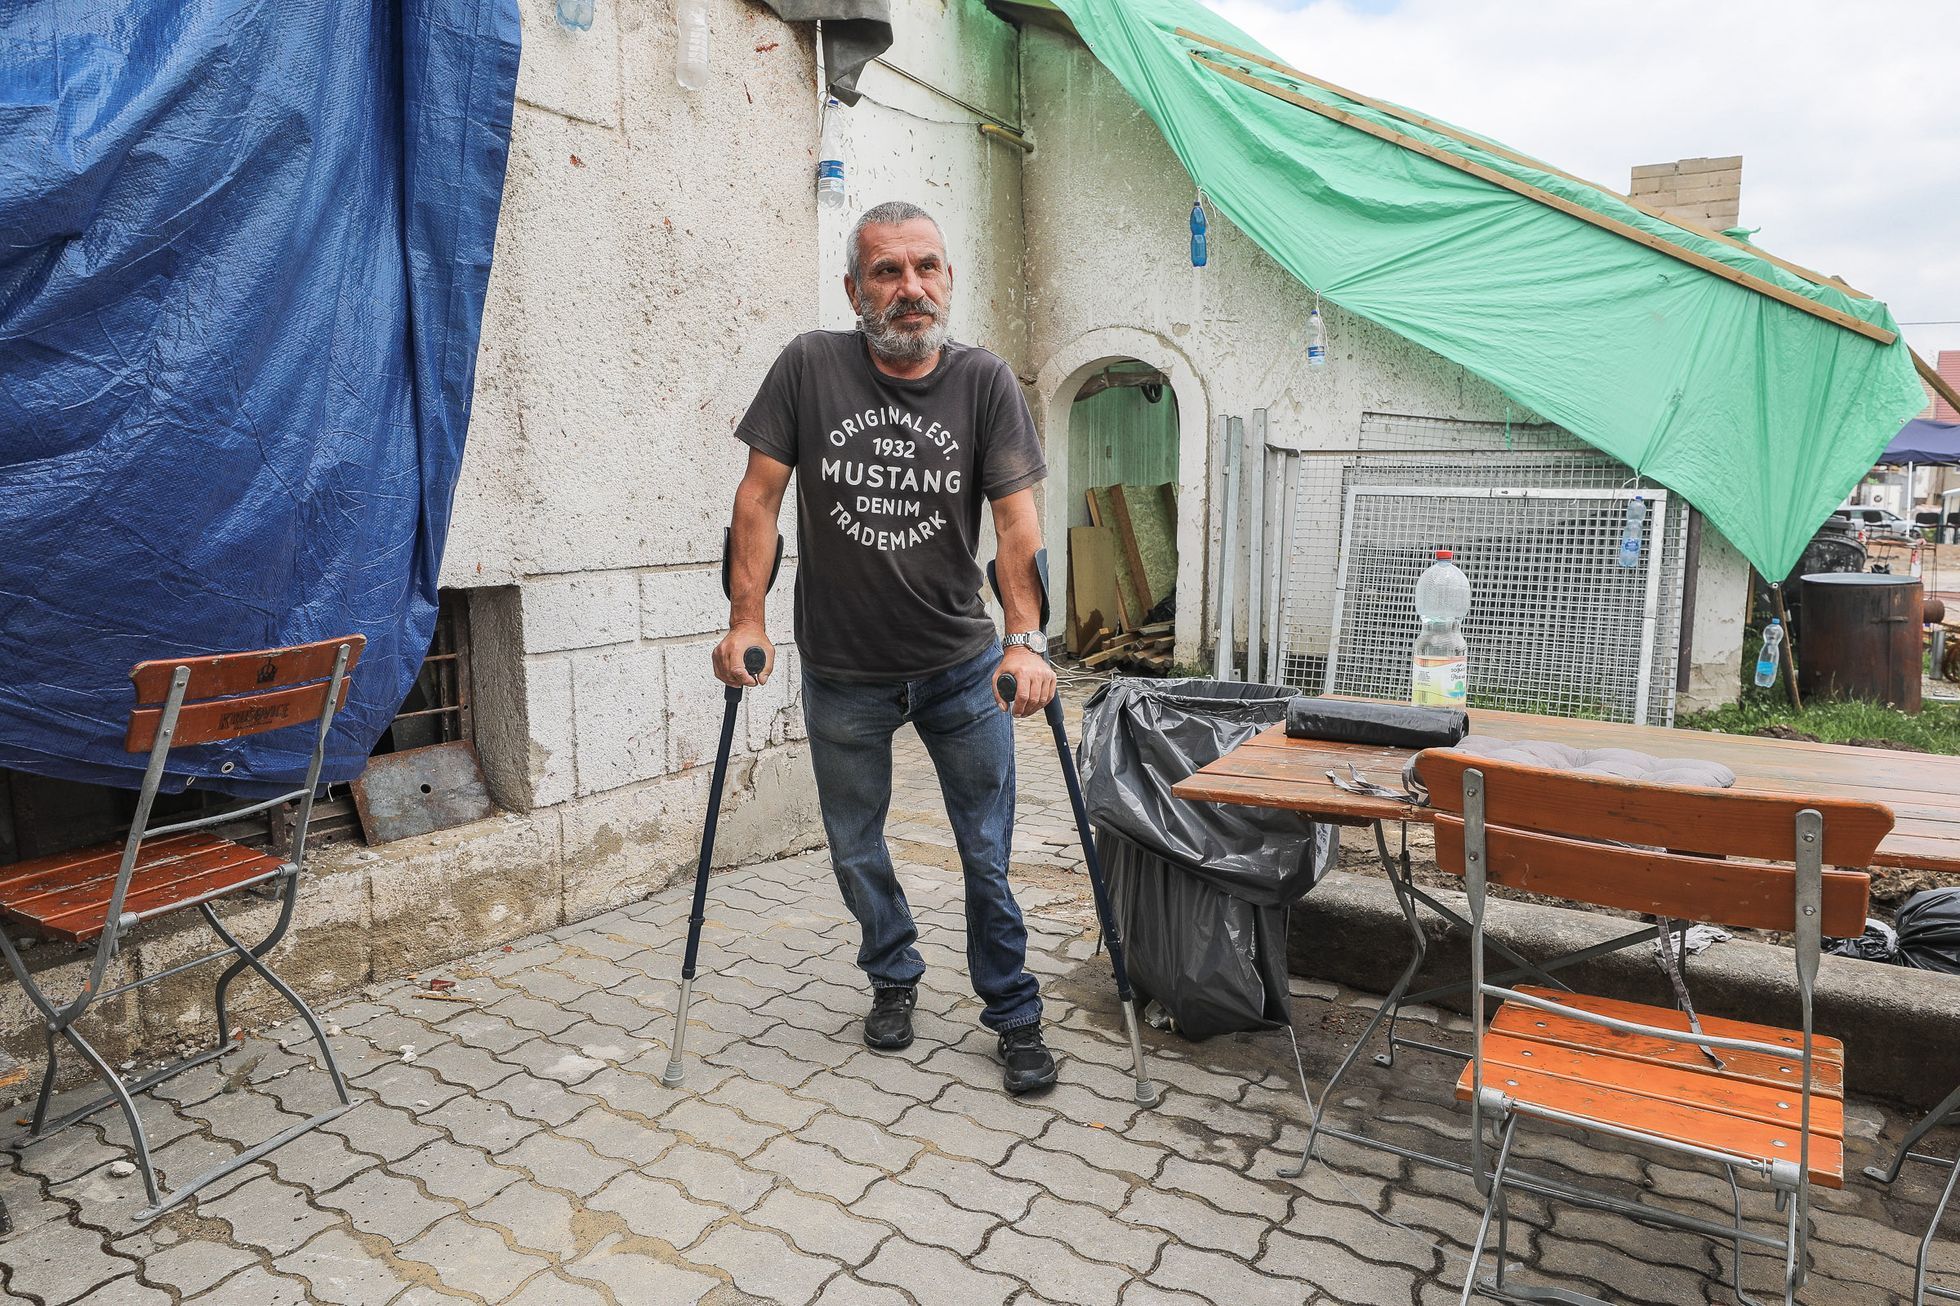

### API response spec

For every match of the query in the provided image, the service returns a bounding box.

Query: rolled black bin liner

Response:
[1285,696,1468,750]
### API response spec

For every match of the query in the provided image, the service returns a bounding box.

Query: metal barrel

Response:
[1796,573,1923,712]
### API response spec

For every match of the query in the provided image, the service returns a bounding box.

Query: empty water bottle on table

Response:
[1754,618,1784,689]
[817,98,847,208]
[675,0,710,90]
[1189,200,1207,267]
[1617,495,1646,568]
[1411,550,1470,708]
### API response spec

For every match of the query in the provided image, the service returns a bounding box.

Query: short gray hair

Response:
[847,201,943,284]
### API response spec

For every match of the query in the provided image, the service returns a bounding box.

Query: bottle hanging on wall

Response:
[676,0,711,90]
[1617,495,1647,569]
[1189,200,1207,267]
[1306,305,1326,366]
[817,98,847,208]
[556,0,594,32]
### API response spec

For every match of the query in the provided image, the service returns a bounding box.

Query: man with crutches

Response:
[710,200,1060,1095]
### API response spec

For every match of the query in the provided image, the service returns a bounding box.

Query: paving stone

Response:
[811,1278,914,1306]
[692,1223,841,1304]
[795,1110,926,1172]
[852,1176,1001,1255]
[430,1009,533,1054]
[477,1181,584,1258]
[1019,1194,1166,1271]
[396,1213,551,1299]
[395,1040,516,1094]
[706,1040,825,1089]
[316,1165,450,1243]
[503,1271,611,1305]
[890,1102,1018,1165]
[423,1093,541,1154]
[323,1101,442,1162]
[1118,1186,1268,1260]
[999,1141,1135,1212]
[499,1039,612,1086]
[120,1235,258,1297]
[857,1238,1021,1306]
[748,1187,892,1266]
[1118,1283,1210,1305]
[387,1137,519,1205]
[201,1172,339,1257]
[1,1218,138,1304]
[284,1226,416,1304]
[183,1264,312,1304]
[898,1150,1041,1221]
[496,1128,629,1197]
[975,1226,1137,1306]
[1155,1155,1290,1222]
[1147,1243,1302,1306]
[646,1141,774,1212]
[567,1232,722,1305]
[1259,1229,1423,1306]
[834,1051,955,1104]
[587,1171,726,1247]
[66,1273,170,1304]
[793,1070,917,1126]
[750,1134,884,1203]
[664,1097,784,1157]
[1035,1119,1168,1183]
[263,1127,380,1192]
[557,1105,677,1165]
[706,1076,827,1131]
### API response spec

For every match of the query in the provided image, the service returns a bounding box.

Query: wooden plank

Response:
[1477,1031,1844,1137]
[1069,526,1128,635]
[1500,985,1841,1070]
[130,635,365,702]
[1454,1058,1844,1187]
[1189,53,1896,347]
[126,678,351,751]
[1104,486,1155,616]
[1434,817,1871,937]
[1113,484,1178,615]
[1090,489,1148,622]
[1414,750,1893,866]
[1172,28,1874,305]
[0,832,207,897]
[1079,493,1132,630]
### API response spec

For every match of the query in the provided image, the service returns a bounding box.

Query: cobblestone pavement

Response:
[4,689,1960,1303]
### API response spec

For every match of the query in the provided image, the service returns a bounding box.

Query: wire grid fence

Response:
[1276,414,1689,725]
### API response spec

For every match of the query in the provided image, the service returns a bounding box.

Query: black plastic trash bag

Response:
[1895,888,1960,973]
[1079,678,1326,906]
[1824,918,1901,964]
[1079,678,1334,1039]
[1100,831,1291,1039]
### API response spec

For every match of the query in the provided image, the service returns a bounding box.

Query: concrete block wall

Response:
[1631,155,1743,229]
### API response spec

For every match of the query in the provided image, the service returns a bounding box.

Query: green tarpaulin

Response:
[1048,0,1927,580]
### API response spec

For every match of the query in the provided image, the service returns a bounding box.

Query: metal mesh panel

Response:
[1275,414,1688,724]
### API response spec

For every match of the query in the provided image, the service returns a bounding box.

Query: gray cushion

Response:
[1448,735,1735,790]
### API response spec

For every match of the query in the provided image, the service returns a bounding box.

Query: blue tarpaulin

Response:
[1881,419,1960,467]
[0,1,521,795]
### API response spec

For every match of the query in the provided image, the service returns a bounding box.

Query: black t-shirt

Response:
[735,330,1046,682]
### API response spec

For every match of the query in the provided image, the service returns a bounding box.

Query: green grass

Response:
[1679,693,1960,755]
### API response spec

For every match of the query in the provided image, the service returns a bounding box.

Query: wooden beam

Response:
[1106,486,1155,617]
[1916,350,1960,418]
[1189,52,1897,347]
[1174,28,1874,303]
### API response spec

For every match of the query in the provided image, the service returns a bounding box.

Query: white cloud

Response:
[1208,0,1960,359]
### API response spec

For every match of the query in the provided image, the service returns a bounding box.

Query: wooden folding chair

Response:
[1414,749,1892,1305]
[0,636,364,1220]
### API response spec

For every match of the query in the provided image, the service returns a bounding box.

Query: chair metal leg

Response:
[198,901,350,1106]
[1460,1115,1519,1306]
[29,1026,57,1136]
[1867,1080,1960,1185]
[1917,1153,1960,1306]
[56,1024,161,1211]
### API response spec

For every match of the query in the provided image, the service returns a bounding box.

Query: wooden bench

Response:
[1414,748,1892,1305]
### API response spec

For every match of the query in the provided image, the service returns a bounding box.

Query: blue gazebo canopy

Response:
[1881,419,1960,466]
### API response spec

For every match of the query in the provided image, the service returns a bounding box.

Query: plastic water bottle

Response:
[556,0,593,31]
[817,98,847,208]
[1307,307,1327,367]
[1617,495,1647,569]
[1754,619,1784,689]
[1189,200,1207,267]
[675,0,710,90]
[1411,550,1470,708]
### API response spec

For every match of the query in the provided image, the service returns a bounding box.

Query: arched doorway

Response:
[1061,360,1180,655]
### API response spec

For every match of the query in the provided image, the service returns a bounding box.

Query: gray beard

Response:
[859,293,951,366]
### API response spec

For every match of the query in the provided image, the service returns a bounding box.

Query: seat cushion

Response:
[0,833,286,944]
[1459,987,1845,1188]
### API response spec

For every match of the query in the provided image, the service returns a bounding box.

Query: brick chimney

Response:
[1630,155,1743,230]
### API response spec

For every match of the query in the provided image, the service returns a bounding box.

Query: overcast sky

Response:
[1208,0,1960,362]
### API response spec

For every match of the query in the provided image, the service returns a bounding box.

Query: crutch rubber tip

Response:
[1133,1079,1162,1108]
[659,1062,686,1088]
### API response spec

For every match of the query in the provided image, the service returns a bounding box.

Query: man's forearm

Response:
[995,520,1043,634]
[727,490,779,629]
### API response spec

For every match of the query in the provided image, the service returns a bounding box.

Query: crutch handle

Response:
[996,672,1017,708]
[742,647,767,679]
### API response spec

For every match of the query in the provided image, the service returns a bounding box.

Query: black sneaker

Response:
[997,1024,1058,1095]
[864,986,916,1050]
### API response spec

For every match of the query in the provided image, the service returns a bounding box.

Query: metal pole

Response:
[1246,412,1266,683]
[1217,416,1243,680]
[1268,449,1296,684]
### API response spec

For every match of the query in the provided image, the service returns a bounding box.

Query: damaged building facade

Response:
[0,0,1753,1057]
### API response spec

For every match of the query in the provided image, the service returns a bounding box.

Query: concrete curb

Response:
[1287,870,1960,1112]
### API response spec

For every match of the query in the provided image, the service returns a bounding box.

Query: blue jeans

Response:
[800,641,1042,1032]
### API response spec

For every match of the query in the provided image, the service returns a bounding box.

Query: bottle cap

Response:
[1435,549,1453,560]
[1768,617,1780,625]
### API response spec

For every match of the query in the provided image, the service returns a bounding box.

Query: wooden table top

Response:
[1172,708,1960,873]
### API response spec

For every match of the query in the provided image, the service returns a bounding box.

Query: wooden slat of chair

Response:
[1491,988,1843,1097]
[1472,1031,1846,1138]
[125,678,353,752]
[1454,1059,1845,1188]
[0,832,213,900]
[1434,817,1872,937]
[129,635,366,703]
[1416,749,1893,867]
[22,848,287,943]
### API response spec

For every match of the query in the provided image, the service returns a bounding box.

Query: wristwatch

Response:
[1003,630,1049,657]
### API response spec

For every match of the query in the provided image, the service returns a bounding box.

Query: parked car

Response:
[1829,505,1921,542]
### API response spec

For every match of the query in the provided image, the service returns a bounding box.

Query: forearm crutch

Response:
[990,551,1160,1108]
[662,529,781,1089]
